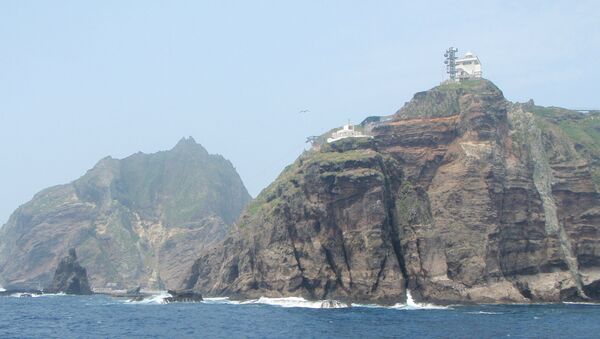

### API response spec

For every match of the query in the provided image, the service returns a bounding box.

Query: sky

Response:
[1,0,600,225]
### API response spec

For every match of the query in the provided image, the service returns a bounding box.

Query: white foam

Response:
[466,311,503,315]
[122,290,447,310]
[390,290,449,310]
[124,291,171,305]
[563,301,600,305]
[202,297,241,305]
[351,303,386,308]
[240,296,349,309]
[0,285,5,292]
[10,292,66,298]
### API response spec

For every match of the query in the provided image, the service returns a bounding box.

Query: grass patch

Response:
[531,105,600,189]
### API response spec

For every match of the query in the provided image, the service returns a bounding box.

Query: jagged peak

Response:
[86,156,119,176]
[175,136,197,146]
[172,136,207,154]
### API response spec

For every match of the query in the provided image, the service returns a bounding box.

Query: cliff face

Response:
[0,137,251,290]
[185,79,600,304]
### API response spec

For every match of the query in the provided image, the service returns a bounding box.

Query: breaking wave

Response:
[240,297,349,309]
[0,285,5,292]
[122,291,448,310]
[10,292,66,298]
[205,293,449,310]
[202,297,241,305]
[124,291,171,305]
[390,290,449,310]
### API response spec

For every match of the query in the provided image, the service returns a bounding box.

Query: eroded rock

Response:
[48,249,92,295]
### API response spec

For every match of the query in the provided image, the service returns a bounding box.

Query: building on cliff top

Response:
[327,123,371,143]
[456,51,482,80]
[445,47,483,81]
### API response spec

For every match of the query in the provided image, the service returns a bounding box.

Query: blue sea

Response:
[1,293,600,338]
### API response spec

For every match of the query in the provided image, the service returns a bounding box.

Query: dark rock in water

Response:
[164,289,203,303]
[48,249,92,295]
[0,289,41,297]
[126,286,142,296]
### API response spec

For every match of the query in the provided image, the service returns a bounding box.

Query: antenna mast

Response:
[444,47,458,81]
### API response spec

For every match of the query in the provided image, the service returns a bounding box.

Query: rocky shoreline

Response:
[184,79,600,305]
[2,79,600,306]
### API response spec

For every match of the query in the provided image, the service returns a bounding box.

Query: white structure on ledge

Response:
[455,52,482,80]
[327,123,371,143]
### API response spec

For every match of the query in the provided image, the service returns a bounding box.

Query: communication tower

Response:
[444,47,458,81]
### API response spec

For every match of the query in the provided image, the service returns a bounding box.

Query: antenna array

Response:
[444,47,458,81]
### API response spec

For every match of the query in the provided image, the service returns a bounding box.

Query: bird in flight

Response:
[298,109,310,114]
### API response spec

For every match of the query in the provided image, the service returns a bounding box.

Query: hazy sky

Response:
[1,1,599,224]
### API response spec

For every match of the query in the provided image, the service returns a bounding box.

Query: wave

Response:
[124,291,171,305]
[0,285,5,292]
[389,290,449,310]
[466,311,503,315]
[10,292,66,298]
[202,297,241,305]
[216,291,447,310]
[563,301,600,305]
[240,296,349,309]
[122,290,447,310]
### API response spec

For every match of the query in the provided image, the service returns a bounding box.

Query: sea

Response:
[1,290,600,338]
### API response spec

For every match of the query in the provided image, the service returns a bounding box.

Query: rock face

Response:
[185,79,600,304]
[0,137,251,290]
[48,249,92,295]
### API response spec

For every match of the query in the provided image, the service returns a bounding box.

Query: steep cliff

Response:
[185,79,600,304]
[0,137,251,290]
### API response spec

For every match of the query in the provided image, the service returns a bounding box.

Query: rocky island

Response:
[184,79,600,305]
[0,138,251,291]
[1,79,599,306]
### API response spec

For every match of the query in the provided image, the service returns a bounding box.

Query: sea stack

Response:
[49,249,93,295]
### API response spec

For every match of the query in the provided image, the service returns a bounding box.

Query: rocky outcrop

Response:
[185,79,600,304]
[164,289,203,303]
[48,249,92,295]
[0,138,251,291]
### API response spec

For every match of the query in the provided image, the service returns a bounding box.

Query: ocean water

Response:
[1,293,600,338]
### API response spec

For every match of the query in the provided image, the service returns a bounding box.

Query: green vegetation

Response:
[309,149,376,164]
[24,185,75,214]
[530,105,584,122]
[531,106,600,188]
[238,147,381,228]
[103,139,250,226]
[238,160,302,226]
[435,78,492,92]
[396,78,502,120]
[321,136,375,153]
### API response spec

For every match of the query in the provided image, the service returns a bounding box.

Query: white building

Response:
[327,123,371,143]
[455,52,482,80]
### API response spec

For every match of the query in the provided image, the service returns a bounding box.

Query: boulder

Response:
[48,249,93,295]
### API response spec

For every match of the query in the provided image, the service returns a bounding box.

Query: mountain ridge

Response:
[0,138,251,290]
